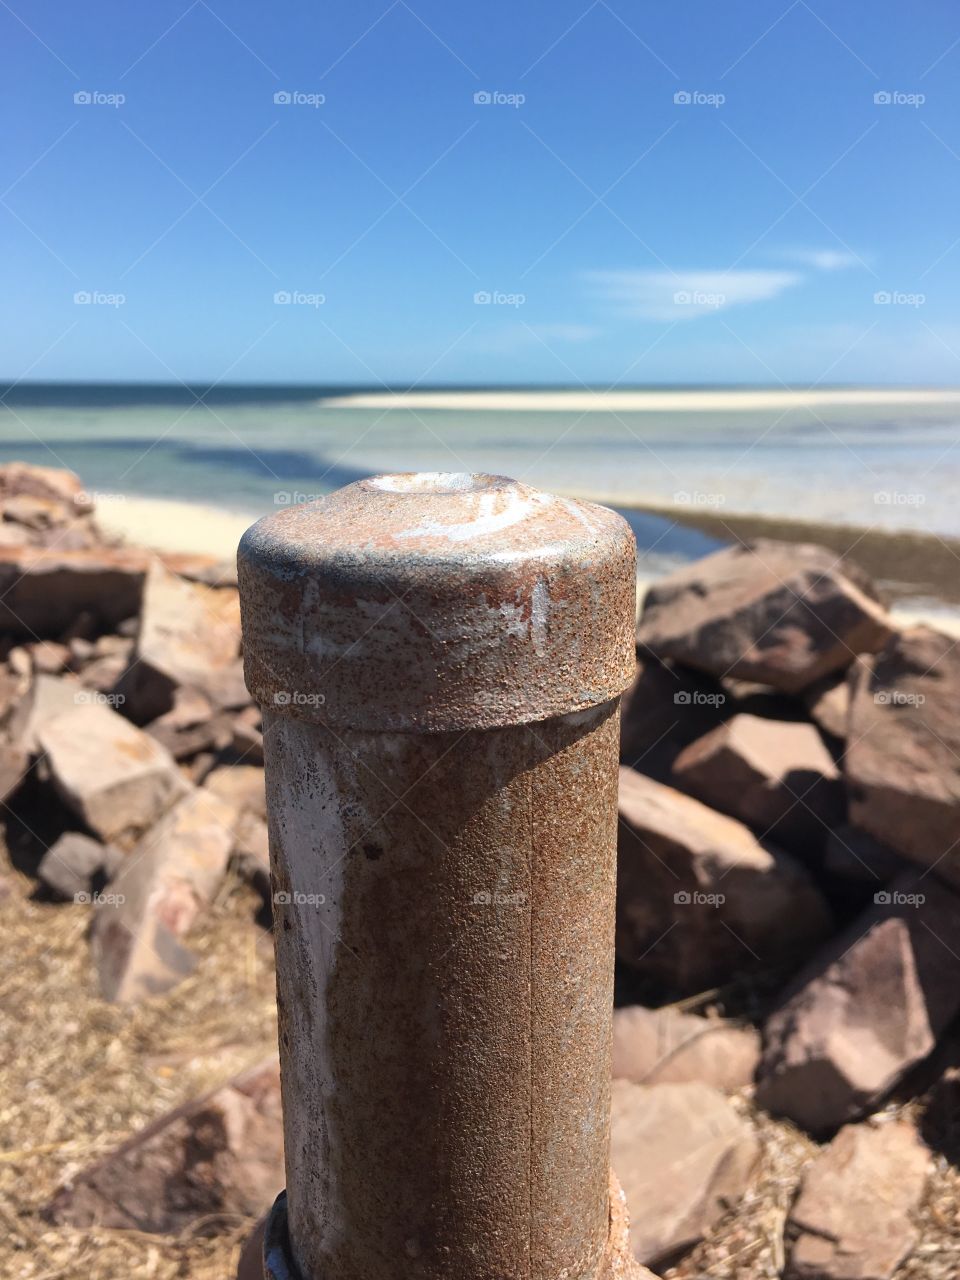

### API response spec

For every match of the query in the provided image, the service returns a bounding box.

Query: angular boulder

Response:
[47,1058,283,1232]
[616,767,831,993]
[203,764,267,821]
[39,700,188,846]
[756,873,960,1132]
[637,540,893,694]
[91,787,236,1003]
[117,561,246,723]
[620,656,728,780]
[803,674,850,740]
[9,672,86,754]
[671,714,844,855]
[611,1079,760,1269]
[0,740,27,802]
[37,831,122,900]
[612,1004,760,1091]
[0,544,147,636]
[846,626,960,883]
[786,1121,929,1279]
[145,687,234,760]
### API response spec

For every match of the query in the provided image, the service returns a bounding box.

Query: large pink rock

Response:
[0,544,146,636]
[637,540,893,694]
[616,767,830,993]
[846,626,960,884]
[612,1005,760,1091]
[671,713,843,855]
[756,874,960,1132]
[611,1079,759,1269]
[118,560,246,722]
[38,700,188,846]
[47,1058,283,1232]
[91,787,236,1003]
[786,1121,929,1279]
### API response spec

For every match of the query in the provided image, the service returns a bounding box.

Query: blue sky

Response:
[3,0,960,385]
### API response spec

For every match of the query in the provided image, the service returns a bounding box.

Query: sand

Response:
[97,492,960,637]
[319,388,960,412]
[96,495,258,560]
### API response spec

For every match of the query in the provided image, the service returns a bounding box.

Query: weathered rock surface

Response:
[612,1005,760,1091]
[786,1121,929,1279]
[91,787,236,1003]
[39,700,188,847]
[146,687,233,760]
[637,540,893,694]
[756,874,960,1132]
[8,672,85,754]
[0,545,147,636]
[203,764,267,821]
[0,741,27,802]
[619,656,728,779]
[846,626,960,883]
[617,767,831,993]
[117,561,246,722]
[47,1058,283,1232]
[0,462,98,547]
[804,674,850,740]
[672,714,844,854]
[37,832,122,900]
[611,1078,760,1268]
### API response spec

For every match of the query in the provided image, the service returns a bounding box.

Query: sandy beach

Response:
[97,491,960,638]
[319,388,960,413]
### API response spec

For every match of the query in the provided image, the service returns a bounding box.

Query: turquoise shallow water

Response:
[3,385,960,549]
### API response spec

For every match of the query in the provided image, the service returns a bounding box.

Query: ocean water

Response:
[3,384,960,553]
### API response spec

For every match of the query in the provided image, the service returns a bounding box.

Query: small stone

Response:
[612,1005,760,1091]
[611,1079,760,1269]
[786,1121,929,1279]
[91,787,236,1003]
[145,687,233,760]
[27,641,71,674]
[616,767,831,993]
[671,714,844,855]
[37,832,122,900]
[47,1058,283,1232]
[637,540,893,694]
[39,700,188,846]
[7,673,86,754]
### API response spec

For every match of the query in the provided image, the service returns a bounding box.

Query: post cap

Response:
[238,473,636,732]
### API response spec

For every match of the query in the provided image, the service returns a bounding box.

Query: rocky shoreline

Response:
[1,464,959,1279]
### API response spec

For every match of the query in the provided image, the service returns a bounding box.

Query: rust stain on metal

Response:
[238,473,642,1280]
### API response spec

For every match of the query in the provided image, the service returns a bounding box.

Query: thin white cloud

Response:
[587,269,800,321]
[781,247,865,271]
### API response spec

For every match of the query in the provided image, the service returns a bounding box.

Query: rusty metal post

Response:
[237,472,642,1280]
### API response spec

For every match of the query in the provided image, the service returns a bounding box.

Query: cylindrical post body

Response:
[238,474,637,1280]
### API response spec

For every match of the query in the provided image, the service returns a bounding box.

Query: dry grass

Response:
[2,833,959,1279]
[0,839,277,1280]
